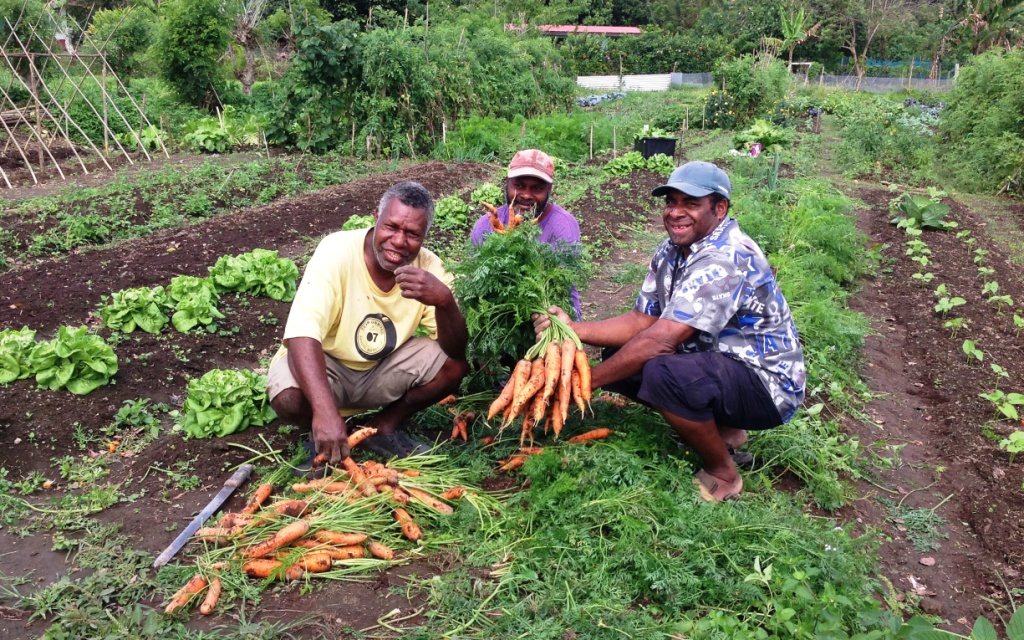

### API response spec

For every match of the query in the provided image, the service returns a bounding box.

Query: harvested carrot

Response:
[242,558,283,579]
[541,342,561,409]
[320,481,358,493]
[479,436,496,446]
[369,475,399,487]
[529,390,547,432]
[571,368,586,418]
[368,541,395,560]
[451,413,466,441]
[400,469,421,477]
[394,508,423,542]
[313,453,330,467]
[242,520,311,559]
[240,483,273,515]
[551,386,565,438]
[285,565,306,582]
[194,527,233,545]
[559,338,577,424]
[272,500,309,518]
[488,359,529,420]
[347,427,378,448]
[438,394,458,406]
[379,485,410,505]
[199,577,222,615]
[567,428,613,444]
[209,561,228,571]
[519,446,545,455]
[164,573,208,614]
[314,531,368,546]
[402,485,455,515]
[441,486,466,500]
[505,358,546,428]
[574,350,592,406]
[290,476,342,492]
[331,545,365,559]
[499,456,527,472]
[294,551,334,573]
[342,457,377,496]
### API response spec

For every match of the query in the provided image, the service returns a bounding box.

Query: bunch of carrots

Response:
[487,311,591,445]
[163,427,472,617]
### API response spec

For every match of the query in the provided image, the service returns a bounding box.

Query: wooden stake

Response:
[612,126,616,157]
[589,123,593,159]
[102,65,109,156]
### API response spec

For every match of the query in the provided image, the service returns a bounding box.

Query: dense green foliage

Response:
[560,29,731,75]
[155,0,232,108]
[85,8,156,76]
[713,56,791,125]
[30,327,118,395]
[939,48,1024,195]
[100,286,170,334]
[0,327,38,384]
[208,249,299,301]
[166,276,225,333]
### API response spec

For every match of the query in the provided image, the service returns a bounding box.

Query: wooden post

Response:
[351,121,356,155]
[29,55,43,169]
[442,118,447,145]
[589,123,593,160]
[684,107,688,131]
[612,127,616,158]
[102,65,109,156]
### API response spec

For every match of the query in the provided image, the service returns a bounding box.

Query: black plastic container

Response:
[634,137,676,159]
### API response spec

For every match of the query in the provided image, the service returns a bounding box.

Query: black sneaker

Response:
[363,431,430,458]
[292,437,328,479]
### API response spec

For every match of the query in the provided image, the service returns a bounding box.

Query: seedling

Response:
[943,317,970,338]
[955,229,971,241]
[963,339,984,364]
[988,294,1013,313]
[911,272,935,284]
[977,266,995,279]
[933,283,948,297]
[982,281,999,296]
[934,296,966,317]
[910,255,930,268]
[979,390,1024,420]
[991,363,1010,388]
[904,239,931,256]
[973,248,989,264]
[1000,431,1024,464]
[1014,314,1024,337]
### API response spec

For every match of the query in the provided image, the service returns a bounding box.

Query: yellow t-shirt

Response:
[274,229,452,371]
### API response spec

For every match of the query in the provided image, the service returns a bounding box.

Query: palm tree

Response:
[778,5,821,65]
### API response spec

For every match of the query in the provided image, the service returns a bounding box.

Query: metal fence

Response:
[577,72,952,93]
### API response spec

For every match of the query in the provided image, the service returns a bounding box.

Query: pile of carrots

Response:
[482,201,524,234]
[487,311,591,445]
[162,427,469,616]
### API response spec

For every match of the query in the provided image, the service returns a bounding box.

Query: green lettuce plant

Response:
[166,275,224,333]
[30,326,118,395]
[471,183,503,207]
[178,369,275,438]
[100,286,170,334]
[0,327,38,384]
[208,249,299,301]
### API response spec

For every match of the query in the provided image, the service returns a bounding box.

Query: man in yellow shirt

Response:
[267,181,469,463]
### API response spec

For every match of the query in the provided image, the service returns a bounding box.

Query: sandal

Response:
[693,469,743,502]
[364,431,430,459]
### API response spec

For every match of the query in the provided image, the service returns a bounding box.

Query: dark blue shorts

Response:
[601,349,783,430]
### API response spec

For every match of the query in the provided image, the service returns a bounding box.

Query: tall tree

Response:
[778,5,821,64]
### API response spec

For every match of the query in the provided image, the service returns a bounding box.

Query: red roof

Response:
[505,24,643,36]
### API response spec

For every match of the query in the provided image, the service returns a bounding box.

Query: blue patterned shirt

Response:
[634,217,805,422]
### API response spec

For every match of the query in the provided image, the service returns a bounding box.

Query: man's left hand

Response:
[395,266,451,306]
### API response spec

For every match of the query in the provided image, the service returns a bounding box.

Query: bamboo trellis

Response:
[0,8,169,189]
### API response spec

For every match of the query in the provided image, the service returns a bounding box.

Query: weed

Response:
[882,494,952,552]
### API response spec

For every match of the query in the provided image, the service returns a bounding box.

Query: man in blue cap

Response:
[534,161,805,501]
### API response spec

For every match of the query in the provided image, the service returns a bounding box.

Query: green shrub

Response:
[561,29,731,75]
[155,0,231,108]
[834,97,937,183]
[939,48,1024,195]
[0,0,49,78]
[86,8,156,76]
[702,89,740,130]
[712,55,791,125]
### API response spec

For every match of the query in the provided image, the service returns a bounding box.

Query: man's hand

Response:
[312,411,350,463]
[395,266,451,307]
[532,305,572,341]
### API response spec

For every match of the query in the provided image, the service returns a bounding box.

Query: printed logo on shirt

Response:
[354,313,397,361]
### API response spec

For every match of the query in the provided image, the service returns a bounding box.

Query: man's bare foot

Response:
[718,426,748,450]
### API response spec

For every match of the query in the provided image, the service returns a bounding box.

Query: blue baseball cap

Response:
[651,161,731,199]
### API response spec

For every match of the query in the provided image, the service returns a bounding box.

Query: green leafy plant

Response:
[434,196,471,232]
[115,125,167,152]
[177,368,275,438]
[733,118,794,153]
[989,294,1014,313]
[1000,431,1024,464]
[0,327,38,384]
[604,151,648,177]
[30,326,118,395]
[635,124,672,140]
[166,275,224,333]
[182,118,231,153]
[342,214,375,230]
[979,390,1024,420]
[889,193,951,230]
[471,183,503,207]
[208,249,299,301]
[99,286,170,334]
[154,0,230,108]
[934,296,966,316]
[963,339,985,364]
[645,153,675,177]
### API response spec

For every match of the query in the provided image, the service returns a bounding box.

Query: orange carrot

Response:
[342,457,377,496]
[567,428,613,444]
[574,350,592,406]
[571,368,586,418]
[330,545,365,559]
[541,341,561,410]
[240,483,273,515]
[401,469,421,477]
[312,453,330,467]
[479,436,496,446]
[394,508,423,541]
[199,577,222,615]
[402,485,455,515]
[314,531,368,546]
[321,481,358,494]
[559,338,576,424]
[242,520,311,558]
[272,500,308,518]
[285,565,305,582]
[451,413,466,441]
[499,456,527,472]
[519,446,545,455]
[194,527,234,545]
[292,551,337,573]
[505,358,545,428]
[290,475,342,492]
[529,389,547,430]
[347,427,378,448]
[242,558,283,579]
[438,394,458,406]
[551,385,565,438]
[368,541,395,560]
[379,484,411,505]
[164,573,208,614]
[488,359,529,420]
[440,486,465,500]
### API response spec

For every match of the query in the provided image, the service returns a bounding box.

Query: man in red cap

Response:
[470,149,583,319]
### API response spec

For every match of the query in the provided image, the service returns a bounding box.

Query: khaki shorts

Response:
[266,337,448,414]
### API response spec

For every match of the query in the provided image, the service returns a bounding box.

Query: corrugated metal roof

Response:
[504,24,642,36]
[576,74,673,92]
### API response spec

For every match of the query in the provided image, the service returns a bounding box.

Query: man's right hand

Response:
[312,411,350,463]
[532,305,572,341]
